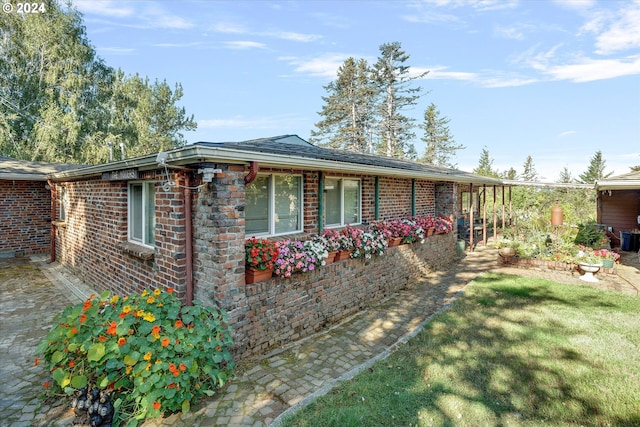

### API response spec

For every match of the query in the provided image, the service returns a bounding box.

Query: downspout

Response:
[47,179,56,263]
[244,161,259,185]
[184,172,193,306]
[374,176,380,220]
[411,178,416,216]
[318,171,324,233]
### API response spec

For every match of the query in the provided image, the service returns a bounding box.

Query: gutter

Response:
[49,145,504,186]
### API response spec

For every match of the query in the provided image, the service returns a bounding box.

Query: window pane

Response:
[324,179,340,226]
[145,183,155,245]
[246,176,269,235]
[131,184,142,241]
[274,175,301,234]
[59,187,66,221]
[343,179,360,224]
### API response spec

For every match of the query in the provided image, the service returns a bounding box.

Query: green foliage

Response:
[0,0,196,164]
[574,222,608,248]
[418,103,464,168]
[36,288,235,425]
[578,150,613,184]
[473,147,500,178]
[310,58,377,153]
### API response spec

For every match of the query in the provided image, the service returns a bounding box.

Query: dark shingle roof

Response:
[196,135,498,183]
[0,156,86,180]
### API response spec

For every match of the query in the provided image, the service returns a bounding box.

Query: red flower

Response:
[167,383,176,389]
[43,381,50,388]
[69,360,75,368]
[179,363,187,371]
[161,337,170,347]
[175,320,183,328]
[118,337,126,346]
[167,287,174,293]
[106,321,117,335]
[70,327,77,335]
[98,335,106,342]
[80,314,87,323]
[153,401,161,410]
[82,300,92,311]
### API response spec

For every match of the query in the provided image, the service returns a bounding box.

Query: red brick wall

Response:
[54,171,189,300]
[235,233,456,358]
[0,179,51,256]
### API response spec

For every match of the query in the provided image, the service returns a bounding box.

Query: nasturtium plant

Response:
[36,288,235,426]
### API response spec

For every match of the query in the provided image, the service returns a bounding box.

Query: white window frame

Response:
[128,181,155,247]
[245,173,304,237]
[58,186,67,222]
[324,177,362,228]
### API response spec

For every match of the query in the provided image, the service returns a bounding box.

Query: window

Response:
[245,174,302,236]
[58,186,67,222]
[324,178,361,227]
[128,182,155,247]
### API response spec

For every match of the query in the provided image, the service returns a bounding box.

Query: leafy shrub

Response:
[36,289,235,426]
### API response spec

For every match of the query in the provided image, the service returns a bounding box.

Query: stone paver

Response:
[1,248,637,427]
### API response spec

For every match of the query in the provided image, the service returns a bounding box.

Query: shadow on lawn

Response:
[391,274,639,426]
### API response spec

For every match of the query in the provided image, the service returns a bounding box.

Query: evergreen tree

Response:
[578,150,613,184]
[373,42,428,159]
[310,58,377,153]
[418,103,464,167]
[473,147,500,178]
[0,0,196,164]
[521,155,538,181]
[557,167,574,183]
[502,167,518,180]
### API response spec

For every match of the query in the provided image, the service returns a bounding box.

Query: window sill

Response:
[118,241,155,261]
[52,221,67,227]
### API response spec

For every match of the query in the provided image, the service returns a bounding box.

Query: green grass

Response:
[281,273,640,427]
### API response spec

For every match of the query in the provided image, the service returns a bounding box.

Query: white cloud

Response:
[557,130,577,138]
[280,54,352,78]
[592,5,640,54]
[211,21,321,43]
[223,41,267,50]
[540,55,640,82]
[198,115,305,130]
[72,0,134,18]
[97,47,136,55]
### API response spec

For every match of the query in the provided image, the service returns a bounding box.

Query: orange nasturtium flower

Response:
[82,299,92,311]
[167,287,174,293]
[98,335,106,342]
[106,321,117,335]
[161,337,170,347]
[43,381,50,388]
[153,401,161,410]
[151,325,161,339]
[70,327,78,335]
[175,320,183,328]
[179,363,187,371]
[69,360,75,368]
[118,337,127,346]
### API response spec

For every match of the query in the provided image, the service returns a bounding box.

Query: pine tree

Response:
[373,42,428,159]
[473,147,500,178]
[557,167,574,183]
[418,103,464,167]
[310,58,377,153]
[578,150,613,184]
[521,155,538,182]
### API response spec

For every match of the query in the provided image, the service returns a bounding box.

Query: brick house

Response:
[0,156,83,258]
[6,136,503,359]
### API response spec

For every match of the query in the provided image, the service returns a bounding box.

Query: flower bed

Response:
[244,215,454,282]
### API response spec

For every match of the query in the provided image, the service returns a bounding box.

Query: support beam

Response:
[469,183,474,252]
[318,171,324,233]
[411,178,416,217]
[375,176,379,220]
[493,185,497,243]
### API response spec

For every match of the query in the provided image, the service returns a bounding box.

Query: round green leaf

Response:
[87,343,106,362]
[71,374,87,388]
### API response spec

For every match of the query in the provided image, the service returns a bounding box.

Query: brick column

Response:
[192,164,248,323]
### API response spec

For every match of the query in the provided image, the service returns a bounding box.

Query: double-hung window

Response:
[245,174,302,236]
[324,178,361,227]
[128,182,155,247]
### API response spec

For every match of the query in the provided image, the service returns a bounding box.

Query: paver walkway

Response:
[1,248,637,427]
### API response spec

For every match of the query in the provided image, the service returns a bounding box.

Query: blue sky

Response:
[72,0,640,181]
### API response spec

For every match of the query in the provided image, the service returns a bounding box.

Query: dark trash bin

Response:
[621,231,631,251]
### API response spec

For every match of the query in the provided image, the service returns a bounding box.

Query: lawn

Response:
[281,273,640,427]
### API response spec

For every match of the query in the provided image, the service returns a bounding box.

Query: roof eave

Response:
[50,144,503,185]
[595,180,640,191]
